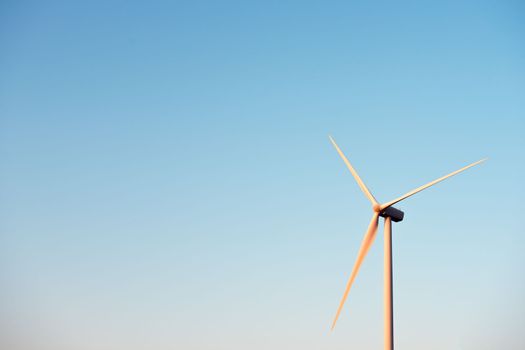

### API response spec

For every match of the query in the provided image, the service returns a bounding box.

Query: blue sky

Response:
[1,1,524,349]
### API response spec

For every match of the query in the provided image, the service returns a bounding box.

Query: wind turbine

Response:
[328,135,486,350]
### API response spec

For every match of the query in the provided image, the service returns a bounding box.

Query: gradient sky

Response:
[1,1,524,349]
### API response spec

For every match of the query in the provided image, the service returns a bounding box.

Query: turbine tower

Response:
[328,136,486,350]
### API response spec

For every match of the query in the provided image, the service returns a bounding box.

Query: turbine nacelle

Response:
[373,203,404,222]
[379,206,404,222]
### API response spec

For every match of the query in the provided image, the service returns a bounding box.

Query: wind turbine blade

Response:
[329,136,379,206]
[331,212,380,330]
[380,158,487,211]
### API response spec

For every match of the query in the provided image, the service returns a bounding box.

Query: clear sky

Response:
[1,1,524,349]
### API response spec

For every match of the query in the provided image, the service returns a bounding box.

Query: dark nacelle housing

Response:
[380,206,404,222]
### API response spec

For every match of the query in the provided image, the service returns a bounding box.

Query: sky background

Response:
[1,1,524,349]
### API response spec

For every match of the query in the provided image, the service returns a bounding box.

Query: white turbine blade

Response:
[380,158,487,211]
[331,212,380,330]
[329,136,378,206]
